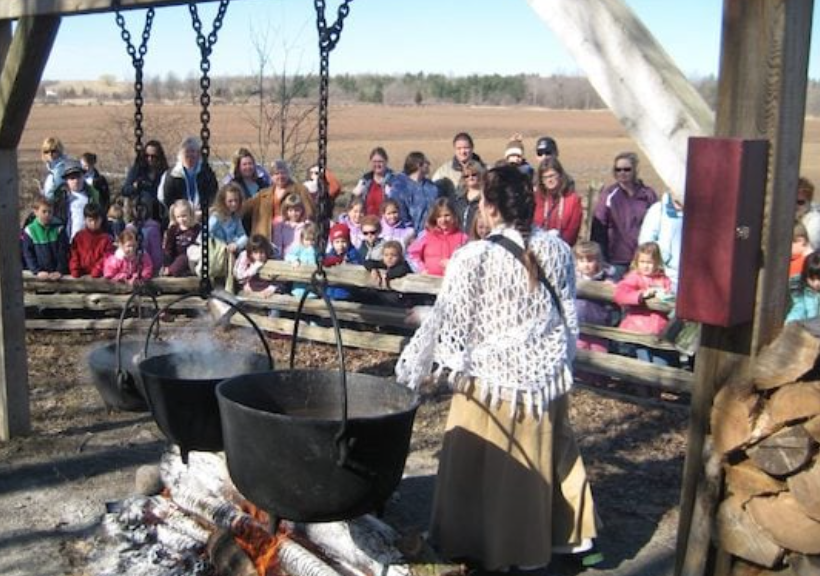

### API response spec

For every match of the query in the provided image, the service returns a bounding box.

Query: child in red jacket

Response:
[69,204,112,277]
[613,241,674,365]
[103,229,153,284]
[406,198,468,276]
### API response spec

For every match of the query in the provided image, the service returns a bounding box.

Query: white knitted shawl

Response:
[395,226,578,417]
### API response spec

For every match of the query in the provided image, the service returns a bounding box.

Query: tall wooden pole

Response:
[675,2,813,576]
[0,16,60,440]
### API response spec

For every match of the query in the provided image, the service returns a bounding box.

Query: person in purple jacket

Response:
[590,151,657,278]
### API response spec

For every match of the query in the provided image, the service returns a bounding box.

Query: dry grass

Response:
[19,102,820,216]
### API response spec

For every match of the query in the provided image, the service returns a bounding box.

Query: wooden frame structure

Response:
[0,2,815,576]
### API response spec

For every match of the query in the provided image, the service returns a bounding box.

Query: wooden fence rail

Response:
[22,262,693,393]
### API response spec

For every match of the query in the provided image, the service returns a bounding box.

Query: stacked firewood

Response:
[711,323,820,575]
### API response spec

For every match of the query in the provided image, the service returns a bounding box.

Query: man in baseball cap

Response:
[535,136,559,159]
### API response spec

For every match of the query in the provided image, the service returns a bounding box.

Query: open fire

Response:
[87,448,426,576]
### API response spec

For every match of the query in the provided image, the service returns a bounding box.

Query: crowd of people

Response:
[24,132,691,355]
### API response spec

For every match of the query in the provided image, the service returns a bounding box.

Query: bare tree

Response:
[242,17,319,175]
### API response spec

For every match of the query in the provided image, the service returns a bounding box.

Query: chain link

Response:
[113,5,155,157]
[188,0,230,292]
[313,0,353,272]
[113,3,156,284]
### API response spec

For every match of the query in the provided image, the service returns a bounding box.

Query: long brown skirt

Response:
[429,386,599,570]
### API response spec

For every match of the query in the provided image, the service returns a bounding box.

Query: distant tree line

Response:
[36,73,820,115]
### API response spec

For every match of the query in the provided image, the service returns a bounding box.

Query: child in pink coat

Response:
[103,229,153,284]
[613,241,674,365]
[406,198,468,276]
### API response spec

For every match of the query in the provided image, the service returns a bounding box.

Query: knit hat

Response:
[536,136,558,157]
[63,159,83,177]
[504,138,524,159]
[329,222,350,243]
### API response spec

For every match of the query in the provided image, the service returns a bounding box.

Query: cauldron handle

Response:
[115,286,160,394]
[289,273,351,468]
[142,292,274,370]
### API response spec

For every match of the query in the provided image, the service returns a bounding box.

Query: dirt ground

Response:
[0,328,689,576]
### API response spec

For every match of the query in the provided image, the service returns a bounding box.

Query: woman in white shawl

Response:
[396,165,600,573]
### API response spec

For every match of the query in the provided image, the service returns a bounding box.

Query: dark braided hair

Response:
[484,165,540,290]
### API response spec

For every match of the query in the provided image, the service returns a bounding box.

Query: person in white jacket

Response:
[638,190,683,292]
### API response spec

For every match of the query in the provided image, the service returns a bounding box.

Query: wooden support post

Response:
[675,2,813,576]
[0,16,60,148]
[0,149,29,439]
[526,0,714,195]
[0,16,60,440]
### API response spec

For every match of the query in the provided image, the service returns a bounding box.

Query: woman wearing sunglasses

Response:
[590,151,658,279]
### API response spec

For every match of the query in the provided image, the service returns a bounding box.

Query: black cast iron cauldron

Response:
[87,339,171,412]
[86,290,164,412]
[139,350,271,462]
[136,291,275,463]
[217,369,420,523]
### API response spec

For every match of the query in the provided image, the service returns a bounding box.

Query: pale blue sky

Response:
[42,0,818,82]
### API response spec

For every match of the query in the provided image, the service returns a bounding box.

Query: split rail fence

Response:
[23,260,693,395]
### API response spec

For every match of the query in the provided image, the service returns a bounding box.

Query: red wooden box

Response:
[676,137,769,327]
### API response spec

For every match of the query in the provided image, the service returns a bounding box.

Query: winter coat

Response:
[431,153,485,200]
[22,218,69,274]
[209,213,248,251]
[591,181,658,266]
[613,270,673,335]
[52,184,101,241]
[162,224,201,266]
[69,228,113,278]
[242,182,314,241]
[272,220,305,257]
[406,228,469,276]
[786,286,820,323]
[126,219,163,276]
[103,248,153,283]
[222,164,271,199]
[379,218,415,248]
[322,245,362,300]
[353,169,396,216]
[452,190,480,234]
[533,189,583,246]
[576,266,617,327]
[234,251,278,293]
[638,192,683,292]
[161,160,218,212]
[388,173,440,232]
[121,162,165,221]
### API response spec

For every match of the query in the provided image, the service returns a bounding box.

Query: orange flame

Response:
[232,514,291,576]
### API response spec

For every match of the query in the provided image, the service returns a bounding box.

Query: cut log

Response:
[803,415,820,443]
[717,494,785,568]
[748,426,815,477]
[787,459,820,522]
[788,553,820,576]
[769,382,820,426]
[724,460,786,501]
[712,381,759,456]
[207,529,257,576]
[747,493,820,554]
[753,324,820,391]
[297,516,411,576]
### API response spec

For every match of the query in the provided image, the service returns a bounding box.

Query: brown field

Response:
[20,102,820,198]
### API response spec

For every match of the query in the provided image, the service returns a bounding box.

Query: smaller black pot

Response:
[87,340,171,412]
[139,350,271,462]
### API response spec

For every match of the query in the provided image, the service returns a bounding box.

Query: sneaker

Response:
[579,544,604,568]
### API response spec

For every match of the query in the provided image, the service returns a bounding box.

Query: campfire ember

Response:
[87,447,442,576]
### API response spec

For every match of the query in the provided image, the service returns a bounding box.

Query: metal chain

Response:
[188,0,230,291]
[113,3,155,285]
[313,0,353,275]
[188,0,229,161]
[113,5,155,156]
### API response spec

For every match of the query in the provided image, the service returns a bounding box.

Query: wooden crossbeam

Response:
[0,1,242,20]
[0,16,60,148]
